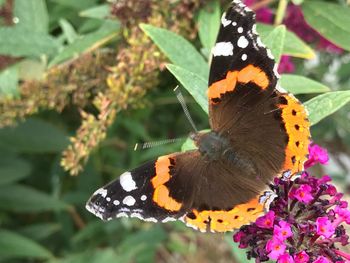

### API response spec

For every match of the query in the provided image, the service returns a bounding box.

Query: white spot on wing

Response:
[116,212,128,218]
[120,172,137,192]
[241,54,247,61]
[123,196,136,206]
[252,24,257,34]
[212,42,234,57]
[162,217,176,223]
[141,195,147,201]
[85,203,105,220]
[131,213,144,220]
[237,27,243,33]
[113,200,120,206]
[257,37,265,48]
[144,217,158,223]
[221,13,231,27]
[237,36,249,48]
[106,197,111,202]
[232,21,237,26]
[259,191,278,210]
[93,188,107,198]
[273,63,280,78]
[276,85,287,93]
[266,49,274,59]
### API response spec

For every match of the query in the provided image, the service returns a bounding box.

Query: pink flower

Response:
[295,251,310,263]
[316,217,335,238]
[335,206,350,225]
[293,184,314,204]
[256,210,275,229]
[274,220,293,240]
[278,253,294,263]
[266,237,287,260]
[278,55,295,74]
[305,143,329,168]
[313,256,331,263]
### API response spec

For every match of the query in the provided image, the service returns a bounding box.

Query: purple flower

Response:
[278,55,295,74]
[313,256,332,263]
[256,210,275,229]
[295,251,310,263]
[233,172,350,262]
[266,237,286,260]
[292,184,314,204]
[305,143,329,168]
[278,253,294,263]
[334,206,350,225]
[284,4,343,54]
[273,220,293,241]
[316,217,335,238]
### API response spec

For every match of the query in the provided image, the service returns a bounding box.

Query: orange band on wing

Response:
[208,65,269,103]
[278,94,310,174]
[151,155,182,212]
[185,197,264,232]
[237,65,269,89]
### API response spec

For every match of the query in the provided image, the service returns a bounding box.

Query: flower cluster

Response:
[234,144,350,262]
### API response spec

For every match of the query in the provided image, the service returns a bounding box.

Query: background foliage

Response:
[0,0,350,262]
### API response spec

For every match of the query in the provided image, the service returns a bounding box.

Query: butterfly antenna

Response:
[174,86,198,133]
[134,137,186,151]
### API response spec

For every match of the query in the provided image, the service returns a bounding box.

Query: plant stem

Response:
[275,0,288,25]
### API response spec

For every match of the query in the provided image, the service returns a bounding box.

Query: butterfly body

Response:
[86,0,310,232]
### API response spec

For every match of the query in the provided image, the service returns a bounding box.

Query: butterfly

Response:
[86,0,310,233]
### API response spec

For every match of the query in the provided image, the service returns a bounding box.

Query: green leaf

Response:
[305,91,350,125]
[257,23,315,59]
[14,0,49,33]
[117,226,167,263]
[49,20,120,66]
[141,23,209,79]
[0,184,68,212]
[263,25,286,63]
[280,74,330,94]
[59,19,79,44]
[0,154,31,185]
[0,27,60,58]
[0,0,5,6]
[48,248,142,263]
[50,0,98,10]
[302,1,350,51]
[80,4,110,19]
[166,64,208,113]
[18,223,61,241]
[181,137,197,152]
[0,229,53,260]
[292,0,303,4]
[0,66,19,98]
[17,59,46,81]
[0,118,69,153]
[198,1,221,50]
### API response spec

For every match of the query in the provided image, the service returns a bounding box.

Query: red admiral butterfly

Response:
[86,0,310,232]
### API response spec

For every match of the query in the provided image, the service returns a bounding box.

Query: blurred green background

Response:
[1,0,350,262]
